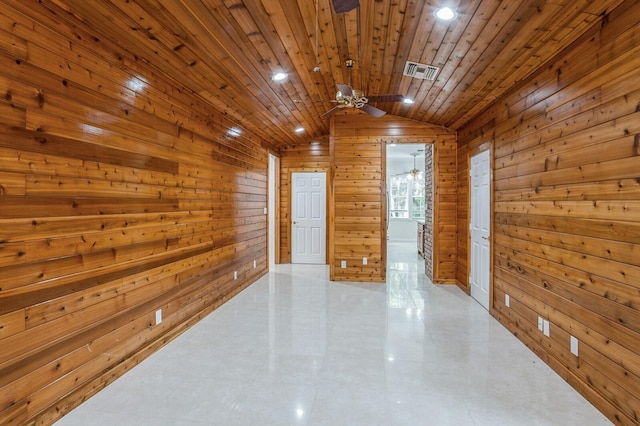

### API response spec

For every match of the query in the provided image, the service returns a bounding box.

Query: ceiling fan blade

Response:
[332,0,360,13]
[321,105,341,119]
[336,84,353,96]
[366,94,405,103]
[360,104,386,117]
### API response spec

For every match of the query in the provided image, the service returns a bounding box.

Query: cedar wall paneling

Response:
[432,138,458,283]
[331,111,457,282]
[457,1,640,423]
[0,3,268,425]
[278,138,331,263]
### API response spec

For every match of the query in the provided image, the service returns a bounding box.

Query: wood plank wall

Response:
[457,0,640,423]
[0,3,269,425]
[278,137,331,263]
[331,111,457,282]
[432,139,458,283]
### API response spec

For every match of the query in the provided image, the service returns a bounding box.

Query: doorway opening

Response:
[386,143,426,244]
[385,143,428,277]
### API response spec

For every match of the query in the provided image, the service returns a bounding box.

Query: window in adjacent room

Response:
[390,174,424,219]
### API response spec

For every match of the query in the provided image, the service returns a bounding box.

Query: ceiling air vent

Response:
[403,61,440,81]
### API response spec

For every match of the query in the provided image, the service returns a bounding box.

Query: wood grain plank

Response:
[0,124,178,174]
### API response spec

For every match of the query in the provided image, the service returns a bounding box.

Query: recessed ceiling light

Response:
[434,7,457,21]
[272,71,287,81]
[227,127,242,137]
[403,98,415,105]
[295,126,305,133]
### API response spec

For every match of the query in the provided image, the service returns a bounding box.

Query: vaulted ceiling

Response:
[48,0,623,149]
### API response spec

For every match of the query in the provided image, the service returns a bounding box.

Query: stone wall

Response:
[423,143,434,280]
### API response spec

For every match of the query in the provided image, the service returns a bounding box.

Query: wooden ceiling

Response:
[47,0,623,149]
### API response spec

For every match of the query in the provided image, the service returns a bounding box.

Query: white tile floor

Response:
[56,243,611,425]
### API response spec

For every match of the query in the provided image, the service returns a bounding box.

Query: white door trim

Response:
[268,153,278,266]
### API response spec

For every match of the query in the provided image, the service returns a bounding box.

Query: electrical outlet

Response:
[362,257,368,265]
[341,260,347,268]
[537,316,544,332]
[543,319,550,337]
[253,260,257,268]
[234,271,238,280]
[570,336,579,356]
[263,207,268,215]
[155,309,162,325]
[505,294,510,307]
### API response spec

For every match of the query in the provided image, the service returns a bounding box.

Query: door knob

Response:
[293,221,297,225]
[482,236,489,240]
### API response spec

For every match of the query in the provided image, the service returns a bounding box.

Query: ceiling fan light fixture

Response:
[323,83,402,118]
[407,168,422,179]
[434,7,457,21]
[406,153,423,180]
[272,71,288,82]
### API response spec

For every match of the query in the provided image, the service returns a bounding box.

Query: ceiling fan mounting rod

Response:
[313,0,320,72]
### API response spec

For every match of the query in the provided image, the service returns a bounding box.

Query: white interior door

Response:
[470,149,491,310]
[292,172,326,264]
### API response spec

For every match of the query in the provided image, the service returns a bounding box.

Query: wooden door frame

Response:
[383,141,431,276]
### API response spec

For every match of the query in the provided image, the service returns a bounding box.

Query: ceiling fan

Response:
[393,153,423,180]
[321,83,405,118]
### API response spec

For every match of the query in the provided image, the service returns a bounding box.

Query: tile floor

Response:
[56,243,611,425]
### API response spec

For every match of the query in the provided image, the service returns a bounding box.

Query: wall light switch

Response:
[234,271,238,280]
[263,207,268,215]
[505,294,510,308]
[155,309,162,325]
[570,336,579,356]
[362,257,368,265]
[543,319,550,337]
[253,260,257,268]
[537,316,544,332]
[341,260,347,268]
